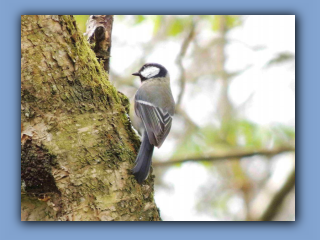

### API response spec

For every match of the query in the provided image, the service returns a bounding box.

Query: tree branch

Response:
[176,19,196,108]
[84,15,113,72]
[249,166,295,221]
[153,146,295,167]
[261,169,295,221]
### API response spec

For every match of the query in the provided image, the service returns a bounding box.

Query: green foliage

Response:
[271,124,295,145]
[153,15,163,35]
[131,15,163,35]
[135,15,146,24]
[226,15,242,29]
[211,15,242,31]
[211,15,220,31]
[167,18,185,36]
[74,15,243,39]
[236,120,265,148]
[173,130,206,158]
[172,119,294,167]
[74,15,90,33]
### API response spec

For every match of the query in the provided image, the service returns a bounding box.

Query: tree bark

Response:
[21,15,160,221]
[84,15,113,73]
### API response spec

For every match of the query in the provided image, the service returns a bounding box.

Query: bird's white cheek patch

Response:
[141,66,160,78]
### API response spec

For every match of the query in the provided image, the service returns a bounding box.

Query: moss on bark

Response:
[21,15,160,221]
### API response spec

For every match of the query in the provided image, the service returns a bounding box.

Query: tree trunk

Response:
[21,15,160,221]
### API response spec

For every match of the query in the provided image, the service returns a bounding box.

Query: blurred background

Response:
[75,15,295,221]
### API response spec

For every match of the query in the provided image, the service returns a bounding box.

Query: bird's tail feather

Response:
[132,133,154,184]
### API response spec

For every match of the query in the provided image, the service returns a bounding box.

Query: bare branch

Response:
[153,146,295,167]
[249,165,295,221]
[176,19,196,108]
[261,170,295,221]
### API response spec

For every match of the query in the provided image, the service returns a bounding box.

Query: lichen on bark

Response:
[21,15,160,221]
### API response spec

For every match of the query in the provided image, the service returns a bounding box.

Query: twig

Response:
[175,19,196,108]
[153,146,295,167]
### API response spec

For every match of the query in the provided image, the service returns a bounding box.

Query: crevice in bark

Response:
[21,138,60,196]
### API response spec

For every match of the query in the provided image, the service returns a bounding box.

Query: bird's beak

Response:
[132,72,140,76]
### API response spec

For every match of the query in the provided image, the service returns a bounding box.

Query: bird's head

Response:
[132,63,168,82]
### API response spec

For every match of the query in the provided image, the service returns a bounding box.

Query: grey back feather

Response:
[134,77,175,147]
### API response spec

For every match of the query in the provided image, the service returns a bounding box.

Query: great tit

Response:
[132,63,175,184]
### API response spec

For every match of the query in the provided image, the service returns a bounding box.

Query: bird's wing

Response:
[135,99,172,148]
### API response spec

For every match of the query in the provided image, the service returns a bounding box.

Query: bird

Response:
[132,63,175,184]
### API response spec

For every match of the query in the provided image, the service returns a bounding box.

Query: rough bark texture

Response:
[84,15,113,72]
[21,15,160,221]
